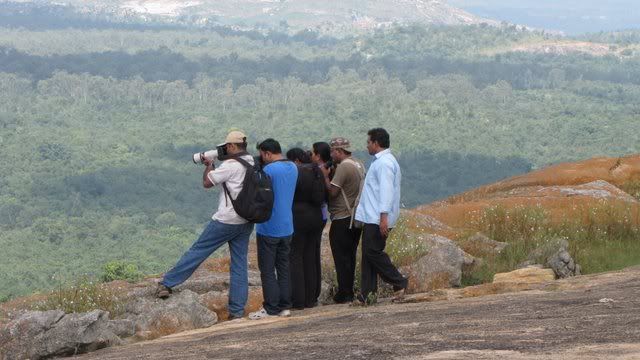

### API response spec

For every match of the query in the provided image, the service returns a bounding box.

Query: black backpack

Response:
[222,156,274,223]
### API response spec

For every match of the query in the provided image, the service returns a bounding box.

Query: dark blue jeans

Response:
[161,220,254,318]
[257,234,292,315]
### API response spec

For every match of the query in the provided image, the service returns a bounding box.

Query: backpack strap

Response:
[221,153,252,205]
[338,158,365,229]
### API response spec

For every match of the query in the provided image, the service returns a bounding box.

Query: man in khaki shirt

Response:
[320,137,365,303]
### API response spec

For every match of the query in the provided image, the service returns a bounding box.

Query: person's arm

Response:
[203,159,215,188]
[320,165,340,197]
[378,161,395,237]
[205,160,234,189]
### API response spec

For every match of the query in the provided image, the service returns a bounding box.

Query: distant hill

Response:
[0,0,496,33]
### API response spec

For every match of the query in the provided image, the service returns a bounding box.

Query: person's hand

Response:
[380,214,389,237]
[320,165,330,178]
[203,158,214,167]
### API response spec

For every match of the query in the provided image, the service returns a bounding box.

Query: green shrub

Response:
[100,260,143,283]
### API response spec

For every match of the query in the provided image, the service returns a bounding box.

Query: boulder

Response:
[522,238,581,279]
[0,310,64,359]
[0,310,126,360]
[198,287,263,320]
[547,249,581,279]
[460,233,509,257]
[493,267,556,284]
[404,234,477,293]
[125,290,217,340]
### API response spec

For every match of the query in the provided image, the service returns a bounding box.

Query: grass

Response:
[620,180,640,201]
[30,276,126,317]
[462,201,640,285]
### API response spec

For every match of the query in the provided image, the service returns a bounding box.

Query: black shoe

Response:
[155,283,172,299]
[228,313,244,321]
[333,294,354,304]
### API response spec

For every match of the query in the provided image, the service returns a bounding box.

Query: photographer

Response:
[156,131,255,321]
[320,137,365,304]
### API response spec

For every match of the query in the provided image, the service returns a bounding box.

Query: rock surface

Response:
[0,310,126,359]
[125,289,217,340]
[522,238,581,278]
[460,232,509,257]
[404,234,476,292]
[493,267,556,284]
[75,266,640,360]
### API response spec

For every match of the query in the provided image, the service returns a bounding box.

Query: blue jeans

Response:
[257,234,292,315]
[161,220,254,318]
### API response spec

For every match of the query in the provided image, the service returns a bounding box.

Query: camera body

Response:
[192,143,228,164]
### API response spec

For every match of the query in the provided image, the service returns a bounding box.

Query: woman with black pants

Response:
[287,148,326,309]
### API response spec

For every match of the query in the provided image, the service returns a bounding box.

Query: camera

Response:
[192,144,228,164]
[324,160,334,169]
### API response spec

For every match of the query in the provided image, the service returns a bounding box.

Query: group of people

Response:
[155,127,408,321]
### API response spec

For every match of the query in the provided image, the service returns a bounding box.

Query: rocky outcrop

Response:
[404,234,476,292]
[0,310,132,360]
[124,290,217,341]
[521,239,581,279]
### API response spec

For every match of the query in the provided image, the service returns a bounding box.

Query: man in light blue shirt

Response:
[355,128,408,303]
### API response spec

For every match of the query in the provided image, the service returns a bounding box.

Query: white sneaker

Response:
[278,309,291,317]
[248,308,274,320]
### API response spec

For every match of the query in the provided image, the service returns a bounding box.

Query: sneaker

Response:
[248,308,274,320]
[155,283,172,299]
[227,313,244,321]
[278,309,291,317]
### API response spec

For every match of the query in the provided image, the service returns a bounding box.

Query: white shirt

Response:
[206,155,254,224]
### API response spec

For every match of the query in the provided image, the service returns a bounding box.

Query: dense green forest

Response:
[0,19,639,300]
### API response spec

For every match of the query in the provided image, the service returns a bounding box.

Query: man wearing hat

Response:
[320,137,365,303]
[156,130,255,320]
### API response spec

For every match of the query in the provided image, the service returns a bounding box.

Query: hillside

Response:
[0,19,639,302]
[0,0,495,33]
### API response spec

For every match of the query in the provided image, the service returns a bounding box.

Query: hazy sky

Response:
[448,0,640,34]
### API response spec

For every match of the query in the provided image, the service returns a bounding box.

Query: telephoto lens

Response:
[192,150,218,164]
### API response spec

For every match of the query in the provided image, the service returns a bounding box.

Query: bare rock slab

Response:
[493,267,556,284]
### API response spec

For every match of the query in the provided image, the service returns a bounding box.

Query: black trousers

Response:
[329,217,362,302]
[360,223,408,301]
[290,222,324,309]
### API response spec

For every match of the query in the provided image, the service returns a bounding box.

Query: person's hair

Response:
[256,138,282,154]
[312,142,331,163]
[286,147,312,163]
[367,128,390,148]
